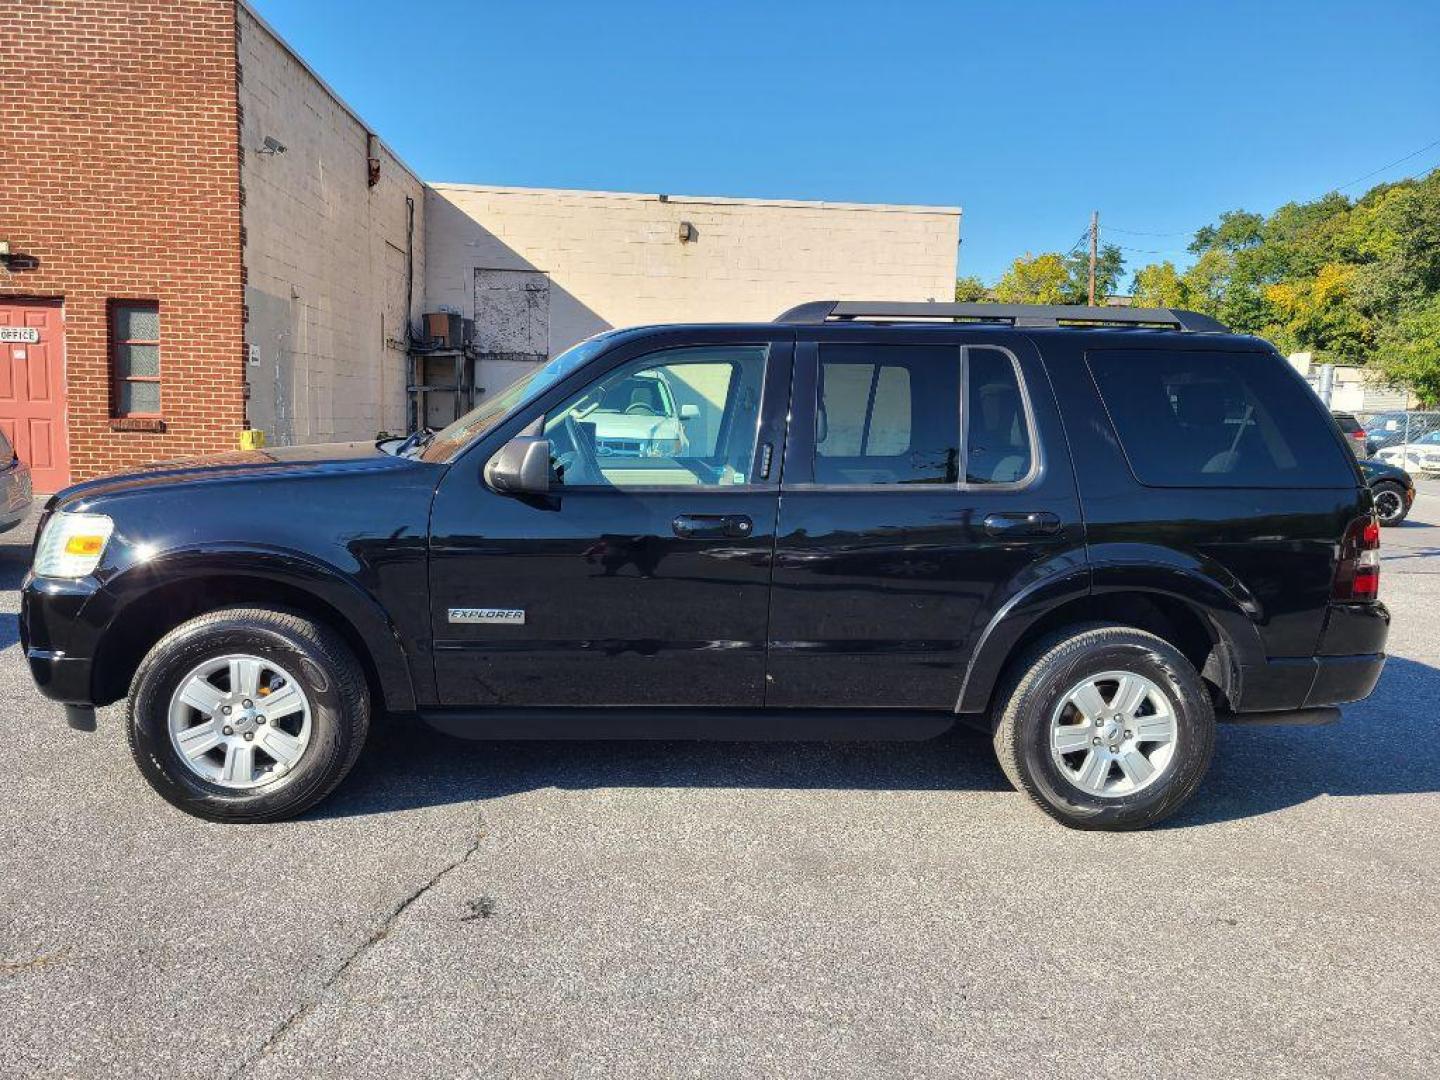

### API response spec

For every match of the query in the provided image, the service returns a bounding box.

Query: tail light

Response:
[1333,515,1381,601]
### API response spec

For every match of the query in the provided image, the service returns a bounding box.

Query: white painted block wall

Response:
[237,6,425,445]
[425,185,960,401]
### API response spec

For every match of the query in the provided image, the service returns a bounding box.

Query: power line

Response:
[1106,226,1191,238]
[1334,136,1440,192]
[1114,243,1190,258]
[1101,136,1440,256]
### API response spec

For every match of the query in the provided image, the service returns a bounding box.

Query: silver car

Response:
[585,370,699,458]
[0,428,33,533]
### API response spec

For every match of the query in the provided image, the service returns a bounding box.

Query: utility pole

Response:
[1088,210,1099,306]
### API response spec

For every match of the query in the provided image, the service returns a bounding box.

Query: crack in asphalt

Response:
[224,820,487,1080]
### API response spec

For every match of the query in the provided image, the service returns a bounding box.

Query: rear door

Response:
[766,330,1084,709]
[428,329,792,708]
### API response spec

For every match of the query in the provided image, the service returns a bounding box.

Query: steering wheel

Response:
[625,403,658,416]
[554,413,601,485]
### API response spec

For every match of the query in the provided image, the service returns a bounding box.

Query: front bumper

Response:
[20,573,103,706]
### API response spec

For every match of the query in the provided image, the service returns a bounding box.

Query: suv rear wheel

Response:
[992,624,1215,830]
[127,608,370,823]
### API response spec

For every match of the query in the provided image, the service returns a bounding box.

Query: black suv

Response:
[21,302,1389,830]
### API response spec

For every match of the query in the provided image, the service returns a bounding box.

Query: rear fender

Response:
[956,549,1268,715]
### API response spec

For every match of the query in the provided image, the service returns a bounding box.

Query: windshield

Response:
[417,332,621,463]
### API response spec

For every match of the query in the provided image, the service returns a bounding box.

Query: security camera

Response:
[259,136,287,155]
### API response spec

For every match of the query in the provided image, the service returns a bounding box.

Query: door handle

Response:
[672,514,754,540]
[983,511,1061,537]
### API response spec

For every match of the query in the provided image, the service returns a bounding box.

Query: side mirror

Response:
[679,403,701,422]
[484,435,551,494]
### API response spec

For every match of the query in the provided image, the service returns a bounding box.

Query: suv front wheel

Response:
[992,624,1216,830]
[127,608,371,823]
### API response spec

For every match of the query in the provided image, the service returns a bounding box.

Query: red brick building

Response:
[1,0,246,489]
[1,0,424,490]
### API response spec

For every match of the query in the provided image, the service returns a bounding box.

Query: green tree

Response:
[1063,243,1125,303]
[992,252,1072,304]
[1188,210,1264,255]
[1130,261,1191,308]
[954,275,989,302]
[1371,294,1440,406]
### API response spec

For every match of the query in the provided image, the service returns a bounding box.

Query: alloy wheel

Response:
[1049,670,1178,798]
[167,654,313,790]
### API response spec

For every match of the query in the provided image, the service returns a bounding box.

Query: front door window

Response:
[543,345,769,488]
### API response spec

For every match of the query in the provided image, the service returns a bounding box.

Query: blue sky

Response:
[250,0,1440,285]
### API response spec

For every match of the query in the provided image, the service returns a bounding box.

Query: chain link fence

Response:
[1357,410,1440,473]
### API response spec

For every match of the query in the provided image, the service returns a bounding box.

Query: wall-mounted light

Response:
[678,221,696,243]
[257,135,287,155]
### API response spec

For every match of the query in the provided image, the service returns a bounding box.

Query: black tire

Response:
[127,608,370,823]
[1372,481,1409,527]
[992,623,1215,831]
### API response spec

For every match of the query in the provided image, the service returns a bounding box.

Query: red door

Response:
[0,299,69,492]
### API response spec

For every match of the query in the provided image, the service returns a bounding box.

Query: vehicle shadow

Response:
[317,721,1012,821]
[316,655,1440,829]
[1164,654,1440,827]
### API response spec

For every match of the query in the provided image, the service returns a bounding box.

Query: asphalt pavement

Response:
[2,489,1439,1080]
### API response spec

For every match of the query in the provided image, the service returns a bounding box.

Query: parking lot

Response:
[2,489,1438,1080]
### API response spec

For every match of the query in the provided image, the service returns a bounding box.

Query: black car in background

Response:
[1332,411,1376,458]
[20,302,1389,831]
[1359,457,1415,526]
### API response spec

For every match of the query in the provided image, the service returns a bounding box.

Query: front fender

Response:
[84,544,417,712]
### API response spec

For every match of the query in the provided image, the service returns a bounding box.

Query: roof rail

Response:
[774,300,1229,333]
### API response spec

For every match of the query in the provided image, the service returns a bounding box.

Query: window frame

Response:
[539,342,782,493]
[784,340,1043,493]
[109,299,162,419]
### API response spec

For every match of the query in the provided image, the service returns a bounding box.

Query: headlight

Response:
[645,438,682,457]
[34,512,115,578]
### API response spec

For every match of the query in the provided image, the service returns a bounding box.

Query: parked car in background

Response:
[20,302,1388,832]
[1359,458,1415,526]
[1332,411,1375,457]
[1376,430,1440,474]
[1365,411,1440,453]
[0,428,33,533]
[584,370,700,459]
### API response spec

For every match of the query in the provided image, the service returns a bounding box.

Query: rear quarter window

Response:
[1087,348,1353,488]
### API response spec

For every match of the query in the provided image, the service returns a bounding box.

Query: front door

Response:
[0,299,68,491]
[429,331,793,708]
[766,332,1083,710]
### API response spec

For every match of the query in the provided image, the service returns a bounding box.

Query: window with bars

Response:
[110,302,161,417]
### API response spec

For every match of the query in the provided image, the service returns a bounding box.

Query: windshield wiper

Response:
[397,427,435,458]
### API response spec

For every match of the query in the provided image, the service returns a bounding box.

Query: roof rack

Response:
[774,300,1229,333]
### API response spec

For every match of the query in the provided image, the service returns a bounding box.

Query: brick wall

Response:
[237,4,426,446]
[0,0,245,484]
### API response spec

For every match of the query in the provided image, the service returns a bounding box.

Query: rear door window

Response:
[1087,349,1351,487]
[811,344,1034,487]
[815,345,958,485]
